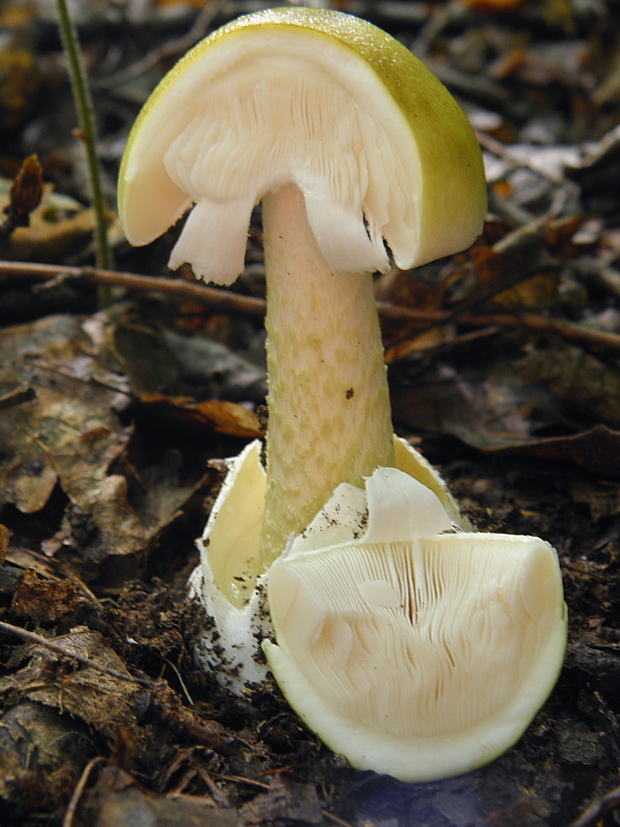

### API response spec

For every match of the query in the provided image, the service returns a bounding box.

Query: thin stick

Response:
[4,259,620,353]
[62,756,106,827]
[569,785,620,827]
[0,260,266,317]
[162,656,194,706]
[54,0,112,300]
[212,772,271,790]
[96,0,226,91]
[0,620,151,687]
[322,810,357,827]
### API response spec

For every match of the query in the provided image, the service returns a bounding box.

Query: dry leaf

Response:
[240,775,322,825]
[517,340,620,428]
[0,627,149,741]
[0,314,131,514]
[0,181,95,262]
[463,0,525,13]
[0,524,8,566]
[0,701,91,810]
[11,568,79,623]
[0,313,212,581]
[84,766,242,827]
[450,424,620,481]
[140,394,264,439]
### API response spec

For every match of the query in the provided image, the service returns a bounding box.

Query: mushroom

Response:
[118,7,567,777]
[264,467,568,781]
[118,6,487,575]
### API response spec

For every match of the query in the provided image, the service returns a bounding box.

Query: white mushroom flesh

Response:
[265,468,567,780]
[191,438,470,691]
[270,533,559,737]
[161,48,421,283]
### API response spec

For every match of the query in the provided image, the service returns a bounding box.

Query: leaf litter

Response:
[2,0,620,825]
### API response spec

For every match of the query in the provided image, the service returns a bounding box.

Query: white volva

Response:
[189,436,469,691]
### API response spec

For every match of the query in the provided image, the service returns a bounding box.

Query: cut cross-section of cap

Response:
[264,469,567,782]
[118,7,487,284]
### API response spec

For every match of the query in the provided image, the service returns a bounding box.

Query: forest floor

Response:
[2,0,620,825]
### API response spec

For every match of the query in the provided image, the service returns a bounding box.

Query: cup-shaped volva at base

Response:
[189,441,271,691]
[264,469,568,782]
[188,566,272,691]
[189,436,469,691]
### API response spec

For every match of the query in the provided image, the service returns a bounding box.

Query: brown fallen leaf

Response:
[0,182,96,262]
[139,394,264,440]
[450,424,620,480]
[572,478,620,522]
[0,523,8,565]
[79,765,242,827]
[0,627,150,743]
[11,567,79,623]
[6,546,70,581]
[0,313,215,581]
[0,701,93,817]
[0,314,131,514]
[469,219,558,311]
[517,340,620,428]
[43,463,210,583]
[239,774,323,825]
[0,621,236,758]
[463,0,525,11]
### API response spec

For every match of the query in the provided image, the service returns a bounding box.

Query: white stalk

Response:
[260,184,395,568]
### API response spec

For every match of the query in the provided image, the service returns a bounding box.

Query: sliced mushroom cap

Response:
[264,469,567,781]
[118,7,487,283]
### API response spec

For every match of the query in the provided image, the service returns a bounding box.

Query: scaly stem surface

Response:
[259,185,395,568]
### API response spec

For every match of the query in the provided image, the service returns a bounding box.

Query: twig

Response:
[96,0,226,91]
[0,620,151,687]
[569,785,620,827]
[0,260,266,317]
[162,656,194,706]
[4,259,620,352]
[62,756,106,827]
[54,0,112,301]
[413,0,462,56]
[150,699,234,752]
[212,772,271,790]
[456,309,620,351]
[477,130,564,184]
[378,302,620,352]
[322,810,356,827]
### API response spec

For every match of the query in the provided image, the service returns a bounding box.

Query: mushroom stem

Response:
[259,184,395,569]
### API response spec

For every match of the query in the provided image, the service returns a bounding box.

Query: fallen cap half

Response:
[264,469,567,782]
